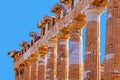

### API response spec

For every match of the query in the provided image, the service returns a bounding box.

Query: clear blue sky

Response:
[0,0,106,80]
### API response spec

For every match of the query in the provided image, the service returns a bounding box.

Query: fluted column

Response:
[23,63,26,80]
[84,7,104,80]
[56,29,69,80]
[105,0,120,80]
[31,54,38,80]
[14,68,19,80]
[38,53,47,80]
[25,60,31,80]
[46,40,57,80]
[69,23,84,80]
[19,65,24,80]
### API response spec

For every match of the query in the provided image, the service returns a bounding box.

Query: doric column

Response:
[56,28,69,80]
[23,63,26,80]
[14,68,19,80]
[46,39,57,80]
[38,53,47,80]
[69,22,84,80]
[19,64,25,80]
[31,54,38,80]
[104,0,120,80]
[84,7,104,80]
[24,60,31,80]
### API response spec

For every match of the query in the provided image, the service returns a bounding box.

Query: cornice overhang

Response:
[20,41,29,48]
[42,16,54,23]
[37,16,55,29]
[51,3,62,14]
[37,21,44,28]
[60,0,69,5]
[8,50,19,58]
[92,0,107,7]
[29,32,38,37]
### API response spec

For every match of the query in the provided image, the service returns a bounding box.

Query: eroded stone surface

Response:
[8,0,110,80]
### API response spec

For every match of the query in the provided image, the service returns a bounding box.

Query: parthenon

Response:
[8,0,120,80]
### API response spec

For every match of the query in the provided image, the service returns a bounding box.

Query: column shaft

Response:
[105,0,120,80]
[38,54,46,80]
[25,61,31,80]
[46,47,57,80]
[69,26,83,80]
[19,66,24,80]
[31,55,38,80]
[57,38,68,80]
[15,69,19,80]
[84,8,103,80]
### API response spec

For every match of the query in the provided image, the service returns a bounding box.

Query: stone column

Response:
[31,54,38,80]
[18,68,20,80]
[69,23,84,80]
[38,53,47,80]
[56,29,69,80]
[19,65,24,80]
[23,63,26,80]
[14,68,19,80]
[84,7,104,80]
[25,60,31,80]
[46,40,57,80]
[105,0,120,80]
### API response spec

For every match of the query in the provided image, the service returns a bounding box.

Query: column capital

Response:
[48,38,57,47]
[31,54,38,61]
[82,4,105,15]
[83,5,105,22]
[14,68,19,72]
[38,46,48,54]
[19,63,26,68]
[69,14,86,29]
[84,7,105,16]
[57,27,70,39]
[25,60,31,66]
[92,0,107,7]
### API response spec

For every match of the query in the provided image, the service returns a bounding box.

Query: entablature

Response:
[29,32,40,42]
[60,0,69,4]
[92,0,107,7]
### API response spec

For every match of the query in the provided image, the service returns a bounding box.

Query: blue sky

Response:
[0,0,106,80]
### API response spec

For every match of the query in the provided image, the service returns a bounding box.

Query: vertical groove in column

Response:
[84,8,103,80]
[105,0,120,80]
[57,38,68,80]
[46,47,57,80]
[38,54,46,80]
[69,26,83,80]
